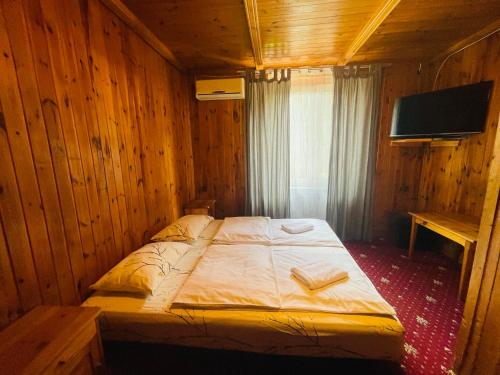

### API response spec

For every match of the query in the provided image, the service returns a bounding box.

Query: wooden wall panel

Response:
[2,0,79,306]
[373,33,499,239]
[417,34,500,218]
[191,99,246,218]
[0,218,20,327]
[372,62,432,240]
[454,112,500,374]
[0,0,194,328]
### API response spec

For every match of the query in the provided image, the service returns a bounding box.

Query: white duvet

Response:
[172,244,396,316]
[213,217,343,247]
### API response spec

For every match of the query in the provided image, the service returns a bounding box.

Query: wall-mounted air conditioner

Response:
[195,78,245,101]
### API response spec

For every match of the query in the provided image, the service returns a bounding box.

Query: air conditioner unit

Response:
[195,78,245,101]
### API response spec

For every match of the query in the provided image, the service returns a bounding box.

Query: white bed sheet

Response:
[270,218,342,246]
[173,244,396,315]
[213,217,343,247]
[212,216,271,245]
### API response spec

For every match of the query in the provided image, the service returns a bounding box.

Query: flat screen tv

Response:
[390,81,493,139]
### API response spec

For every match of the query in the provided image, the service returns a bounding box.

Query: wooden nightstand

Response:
[184,199,216,217]
[0,305,104,374]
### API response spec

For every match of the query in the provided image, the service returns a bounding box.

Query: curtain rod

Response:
[289,63,392,72]
[250,63,391,73]
[196,63,392,79]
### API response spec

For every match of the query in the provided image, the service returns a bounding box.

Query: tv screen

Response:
[390,81,493,139]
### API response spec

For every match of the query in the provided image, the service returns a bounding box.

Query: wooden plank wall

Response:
[417,34,500,217]
[373,33,499,240]
[0,0,194,328]
[191,99,246,218]
[372,62,432,240]
[455,112,500,374]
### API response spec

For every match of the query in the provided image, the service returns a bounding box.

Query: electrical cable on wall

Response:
[433,28,500,89]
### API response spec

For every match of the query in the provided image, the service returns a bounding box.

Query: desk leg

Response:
[459,242,476,300]
[408,217,418,259]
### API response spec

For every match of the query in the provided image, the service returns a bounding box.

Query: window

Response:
[289,70,333,219]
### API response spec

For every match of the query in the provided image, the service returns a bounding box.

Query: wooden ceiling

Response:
[119,0,500,70]
[353,0,500,62]
[121,0,255,69]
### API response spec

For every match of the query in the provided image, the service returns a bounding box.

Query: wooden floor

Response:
[104,342,403,375]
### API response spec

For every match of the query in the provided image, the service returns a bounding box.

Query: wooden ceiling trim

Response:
[244,0,264,70]
[432,19,500,62]
[264,57,341,69]
[99,0,183,70]
[341,0,402,65]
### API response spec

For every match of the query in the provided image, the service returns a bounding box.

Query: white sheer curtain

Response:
[289,69,333,219]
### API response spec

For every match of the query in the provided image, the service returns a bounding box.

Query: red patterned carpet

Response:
[345,241,464,375]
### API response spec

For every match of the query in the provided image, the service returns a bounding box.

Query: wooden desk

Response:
[408,212,479,299]
[0,305,104,374]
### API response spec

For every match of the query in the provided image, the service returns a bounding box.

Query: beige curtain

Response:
[246,69,291,218]
[326,65,382,240]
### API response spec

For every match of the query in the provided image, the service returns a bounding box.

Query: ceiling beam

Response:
[99,0,183,70]
[341,0,401,65]
[243,0,264,70]
[433,19,500,62]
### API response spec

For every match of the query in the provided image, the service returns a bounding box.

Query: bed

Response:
[83,218,404,361]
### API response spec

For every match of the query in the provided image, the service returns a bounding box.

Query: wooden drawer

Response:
[183,199,216,217]
[71,352,94,375]
[0,306,104,375]
[184,207,211,215]
[44,321,95,374]
[45,321,104,375]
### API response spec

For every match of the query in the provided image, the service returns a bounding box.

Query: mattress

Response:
[83,219,404,361]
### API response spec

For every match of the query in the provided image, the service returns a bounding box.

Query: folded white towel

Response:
[281,223,314,234]
[291,262,348,290]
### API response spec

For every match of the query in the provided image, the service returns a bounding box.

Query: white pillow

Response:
[90,242,192,295]
[151,215,214,242]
